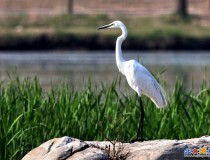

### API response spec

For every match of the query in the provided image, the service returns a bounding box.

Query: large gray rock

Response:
[22,136,108,160]
[22,136,210,160]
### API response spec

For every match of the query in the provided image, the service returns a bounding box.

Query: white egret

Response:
[98,21,167,141]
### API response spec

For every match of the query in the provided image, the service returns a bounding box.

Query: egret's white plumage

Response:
[98,20,167,141]
[122,60,167,108]
[98,20,167,108]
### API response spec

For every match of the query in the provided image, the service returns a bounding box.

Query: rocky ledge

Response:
[22,136,210,160]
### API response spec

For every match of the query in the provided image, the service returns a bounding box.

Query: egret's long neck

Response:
[116,26,127,70]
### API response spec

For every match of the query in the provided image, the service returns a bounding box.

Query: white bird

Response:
[98,20,167,141]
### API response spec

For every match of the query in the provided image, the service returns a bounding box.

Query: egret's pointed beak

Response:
[97,23,113,30]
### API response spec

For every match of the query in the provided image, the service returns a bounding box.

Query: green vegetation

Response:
[0,77,210,159]
[1,14,210,50]
[1,14,210,38]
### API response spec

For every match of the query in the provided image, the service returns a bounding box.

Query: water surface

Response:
[0,51,209,92]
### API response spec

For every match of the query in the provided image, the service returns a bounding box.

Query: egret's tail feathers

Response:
[144,81,167,109]
[152,82,167,108]
[151,93,167,109]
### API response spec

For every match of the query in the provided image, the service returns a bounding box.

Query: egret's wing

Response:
[127,60,167,108]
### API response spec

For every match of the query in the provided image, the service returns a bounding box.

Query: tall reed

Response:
[0,77,209,159]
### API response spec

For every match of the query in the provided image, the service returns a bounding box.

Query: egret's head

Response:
[97,20,125,30]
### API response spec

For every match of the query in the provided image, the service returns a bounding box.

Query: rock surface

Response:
[22,136,108,160]
[22,136,210,160]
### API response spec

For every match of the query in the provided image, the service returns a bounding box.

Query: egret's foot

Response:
[136,138,144,142]
[129,137,144,143]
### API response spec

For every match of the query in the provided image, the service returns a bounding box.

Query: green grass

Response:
[1,14,210,38]
[0,77,210,159]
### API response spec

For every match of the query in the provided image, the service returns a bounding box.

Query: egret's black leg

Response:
[136,97,144,142]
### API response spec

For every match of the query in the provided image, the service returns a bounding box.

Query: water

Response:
[0,51,209,92]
